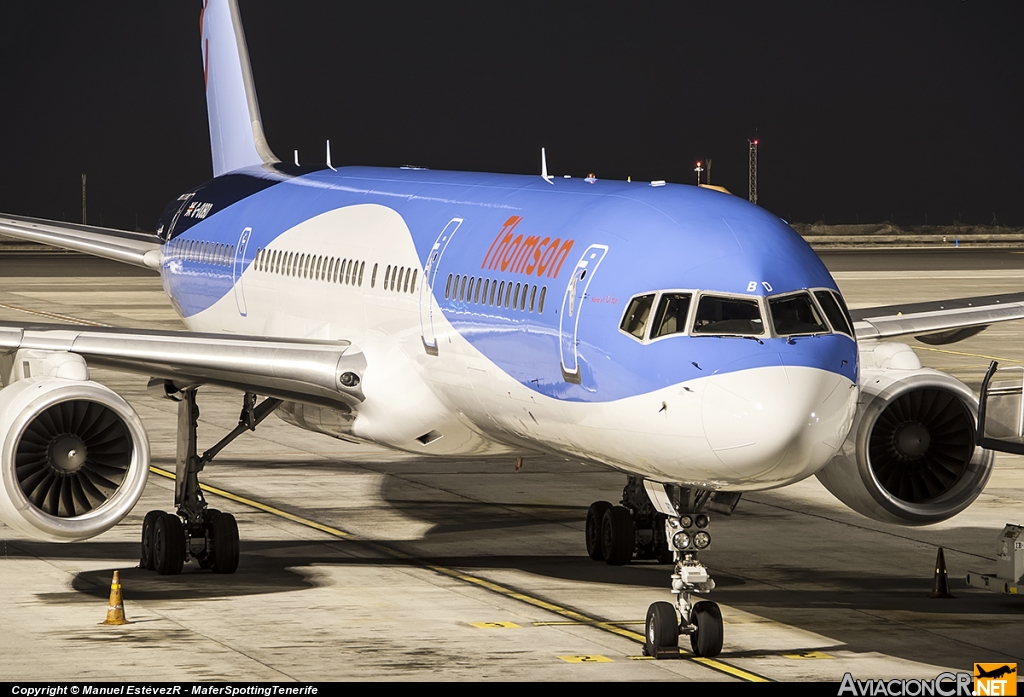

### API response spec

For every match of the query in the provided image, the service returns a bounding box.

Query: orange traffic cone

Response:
[928,547,955,599]
[100,570,131,625]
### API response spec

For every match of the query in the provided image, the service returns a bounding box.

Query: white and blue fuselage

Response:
[156,164,859,492]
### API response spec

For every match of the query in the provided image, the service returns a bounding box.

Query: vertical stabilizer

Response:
[201,0,279,176]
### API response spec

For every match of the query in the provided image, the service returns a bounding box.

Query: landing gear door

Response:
[232,226,252,317]
[978,361,1024,455]
[559,244,608,383]
[419,218,463,355]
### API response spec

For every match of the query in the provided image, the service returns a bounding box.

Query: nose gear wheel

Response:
[586,476,729,658]
[690,601,724,657]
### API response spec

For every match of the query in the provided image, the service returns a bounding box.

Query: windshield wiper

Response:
[710,334,764,344]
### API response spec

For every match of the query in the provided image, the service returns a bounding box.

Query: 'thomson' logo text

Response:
[481,216,574,279]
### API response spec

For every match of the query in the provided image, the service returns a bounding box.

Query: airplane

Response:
[975,665,1017,680]
[1,0,1023,660]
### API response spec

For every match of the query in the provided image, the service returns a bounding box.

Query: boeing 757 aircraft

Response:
[1,0,1023,659]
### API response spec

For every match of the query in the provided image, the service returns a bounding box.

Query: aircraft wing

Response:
[0,321,365,408]
[0,212,163,270]
[852,292,1024,344]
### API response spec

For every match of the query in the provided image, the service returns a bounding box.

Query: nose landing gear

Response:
[585,477,736,658]
[644,498,722,658]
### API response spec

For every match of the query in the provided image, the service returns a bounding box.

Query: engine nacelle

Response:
[0,378,150,541]
[816,357,993,525]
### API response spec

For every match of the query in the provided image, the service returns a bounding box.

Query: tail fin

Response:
[200,0,279,176]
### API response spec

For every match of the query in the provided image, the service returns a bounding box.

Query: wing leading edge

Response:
[0,321,364,408]
[852,292,1024,344]
[0,213,162,270]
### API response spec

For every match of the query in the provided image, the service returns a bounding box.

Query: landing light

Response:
[695,514,709,529]
[693,531,711,550]
[672,531,691,550]
[680,515,693,528]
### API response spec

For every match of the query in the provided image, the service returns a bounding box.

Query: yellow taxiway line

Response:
[913,345,1023,364]
[149,465,770,682]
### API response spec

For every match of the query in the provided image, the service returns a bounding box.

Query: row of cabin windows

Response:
[254,248,368,287]
[444,273,547,314]
[382,265,418,295]
[171,239,420,297]
[252,248,419,296]
[169,238,235,267]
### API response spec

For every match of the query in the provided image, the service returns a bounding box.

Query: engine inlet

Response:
[868,387,974,503]
[15,400,133,517]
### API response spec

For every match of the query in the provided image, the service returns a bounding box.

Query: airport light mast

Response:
[748,139,758,205]
[694,161,704,186]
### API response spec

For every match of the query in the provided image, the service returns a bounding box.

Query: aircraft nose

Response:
[701,363,857,486]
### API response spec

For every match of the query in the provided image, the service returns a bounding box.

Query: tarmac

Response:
[1,249,1022,682]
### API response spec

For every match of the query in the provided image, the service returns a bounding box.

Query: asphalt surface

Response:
[818,248,1024,272]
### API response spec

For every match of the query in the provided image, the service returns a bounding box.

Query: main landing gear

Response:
[139,387,281,575]
[585,476,739,658]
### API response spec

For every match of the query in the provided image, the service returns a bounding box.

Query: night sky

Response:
[0,1,1020,232]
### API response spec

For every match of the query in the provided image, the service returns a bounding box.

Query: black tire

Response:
[585,501,612,561]
[601,506,635,566]
[690,601,724,657]
[654,513,675,564]
[197,509,221,569]
[140,509,165,570]
[154,512,185,576]
[645,601,679,657]
[209,511,240,574]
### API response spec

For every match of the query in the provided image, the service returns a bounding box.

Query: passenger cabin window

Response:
[814,290,853,336]
[651,293,692,339]
[620,294,655,339]
[693,295,764,336]
[768,293,828,336]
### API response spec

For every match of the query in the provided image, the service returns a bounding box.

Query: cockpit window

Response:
[651,293,692,339]
[814,290,853,336]
[768,292,829,335]
[693,295,764,336]
[620,294,655,339]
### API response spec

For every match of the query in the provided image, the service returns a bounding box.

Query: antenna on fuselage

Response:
[326,140,336,171]
[294,149,300,167]
[541,148,554,185]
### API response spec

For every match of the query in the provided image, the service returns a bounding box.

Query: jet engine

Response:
[816,344,992,525]
[0,378,150,542]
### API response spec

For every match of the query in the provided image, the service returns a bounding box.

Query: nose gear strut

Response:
[642,480,723,658]
[585,476,736,658]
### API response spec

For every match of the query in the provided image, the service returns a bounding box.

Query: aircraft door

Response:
[978,361,1024,455]
[232,226,251,317]
[419,218,464,355]
[558,244,608,383]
